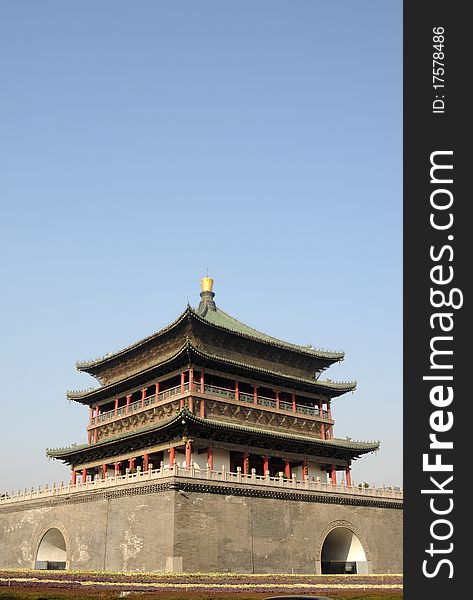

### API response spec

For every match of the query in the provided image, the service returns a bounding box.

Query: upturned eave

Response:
[67,339,356,405]
[75,303,345,377]
[75,306,192,374]
[46,408,379,463]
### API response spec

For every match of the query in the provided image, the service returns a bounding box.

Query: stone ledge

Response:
[0,473,402,513]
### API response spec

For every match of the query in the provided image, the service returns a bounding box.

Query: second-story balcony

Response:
[90,381,330,427]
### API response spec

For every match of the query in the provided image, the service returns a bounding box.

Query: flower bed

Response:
[0,570,402,599]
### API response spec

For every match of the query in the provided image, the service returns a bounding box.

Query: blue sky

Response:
[0,1,402,492]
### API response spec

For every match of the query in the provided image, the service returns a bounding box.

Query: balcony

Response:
[90,382,330,427]
[93,383,190,425]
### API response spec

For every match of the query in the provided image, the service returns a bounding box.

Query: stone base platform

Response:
[0,467,402,573]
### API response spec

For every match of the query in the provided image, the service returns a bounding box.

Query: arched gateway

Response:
[320,525,369,574]
[35,528,67,570]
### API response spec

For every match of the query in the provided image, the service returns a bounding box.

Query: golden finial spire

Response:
[199,274,216,314]
[201,276,214,293]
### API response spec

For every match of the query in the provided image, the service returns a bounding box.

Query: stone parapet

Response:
[0,464,402,509]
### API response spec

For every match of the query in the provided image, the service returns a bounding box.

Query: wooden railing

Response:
[90,383,330,426]
[93,383,189,424]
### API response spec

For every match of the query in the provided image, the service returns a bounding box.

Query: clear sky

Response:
[0,1,402,492]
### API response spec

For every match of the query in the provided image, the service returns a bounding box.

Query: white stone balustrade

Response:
[0,465,402,506]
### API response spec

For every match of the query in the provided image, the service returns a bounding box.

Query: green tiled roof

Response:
[194,306,344,360]
[46,409,379,460]
[201,415,379,452]
[189,342,356,394]
[67,339,355,403]
[76,309,190,370]
[46,442,89,457]
[46,410,186,457]
[76,290,345,372]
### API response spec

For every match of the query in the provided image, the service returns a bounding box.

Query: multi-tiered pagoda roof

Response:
[48,278,378,485]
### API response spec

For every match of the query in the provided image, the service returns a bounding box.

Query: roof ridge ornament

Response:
[198,275,216,314]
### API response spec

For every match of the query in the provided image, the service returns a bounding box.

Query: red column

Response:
[302,460,308,481]
[199,398,205,417]
[114,462,120,475]
[275,390,280,410]
[263,455,269,477]
[253,385,258,405]
[189,368,194,391]
[345,465,352,486]
[93,429,98,443]
[89,406,94,425]
[243,451,248,475]
[129,457,134,471]
[207,447,213,470]
[284,459,291,479]
[181,371,185,393]
[330,464,337,485]
[144,453,149,472]
[235,380,239,401]
[169,447,175,467]
[200,371,205,393]
[96,405,100,420]
[185,442,192,468]
[72,470,77,485]
[155,381,160,400]
[141,388,146,408]
[102,464,107,479]
[188,396,194,413]
[292,392,296,413]
[81,468,87,483]
[320,399,325,440]
[114,398,119,416]
[126,394,131,414]
[328,399,333,439]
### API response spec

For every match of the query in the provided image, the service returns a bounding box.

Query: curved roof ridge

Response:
[190,306,345,361]
[67,386,97,397]
[75,298,346,373]
[76,306,191,371]
[67,340,355,403]
[190,344,356,393]
[186,411,378,451]
[67,339,193,400]
[46,441,88,454]
[47,408,379,458]
[46,409,188,457]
